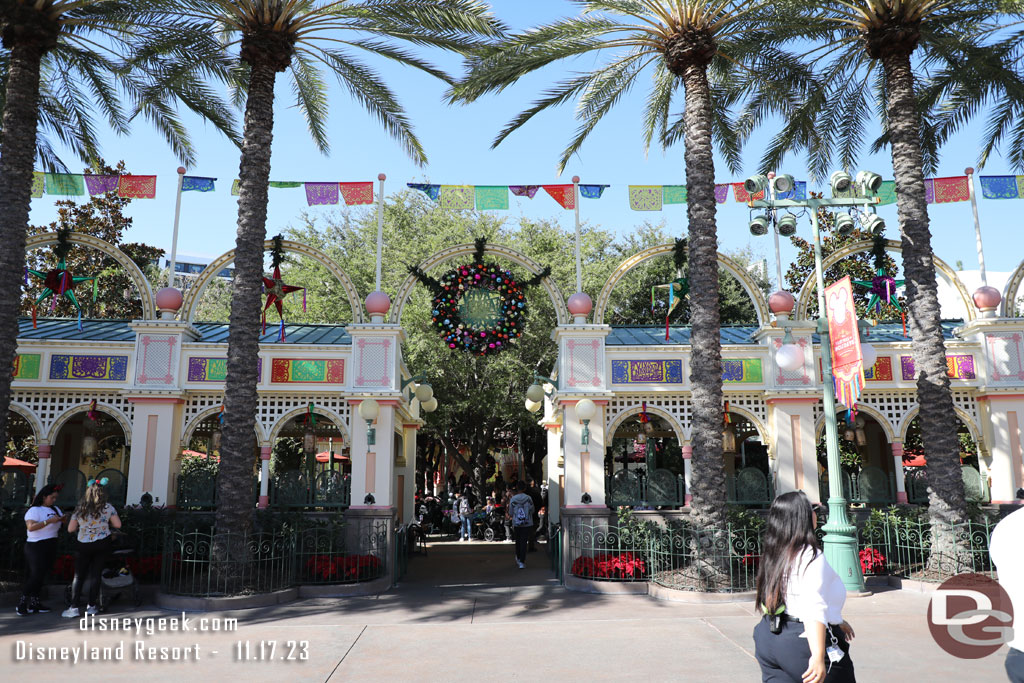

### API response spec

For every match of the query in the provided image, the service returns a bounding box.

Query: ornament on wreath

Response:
[262,235,305,342]
[409,237,550,357]
[26,228,99,330]
[852,233,906,336]
[651,238,689,340]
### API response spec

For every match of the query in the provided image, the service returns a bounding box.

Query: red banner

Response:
[339,181,374,205]
[824,276,864,408]
[117,175,157,199]
[542,184,575,210]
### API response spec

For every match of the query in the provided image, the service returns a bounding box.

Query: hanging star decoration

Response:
[852,234,906,335]
[26,228,98,330]
[651,238,689,340]
[262,235,305,342]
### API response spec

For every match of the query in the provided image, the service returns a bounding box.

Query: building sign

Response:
[13,354,41,380]
[49,355,128,381]
[900,354,976,381]
[723,358,763,383]
[825,277,864,408]
[611,359,683,384]
[458,289,503,329]
[270,358,344,384]
[187,357,262,382]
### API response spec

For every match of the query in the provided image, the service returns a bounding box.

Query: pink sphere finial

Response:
[767,172,776,179]
[155,287,184,312]
[973,285,1001,313]
[365,291,391,316]
[965,167,975,176]
[177,167,186,175]
[567,292,593,317]
[768,290,796,314]
[378,173,386,181]
[572,175,580,184]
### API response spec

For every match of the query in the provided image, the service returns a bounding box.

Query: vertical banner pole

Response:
[966,167,988,287]
[168,167,186,288]
[768,172,783,290]
[375,173,386,292]
[572,175,582,293]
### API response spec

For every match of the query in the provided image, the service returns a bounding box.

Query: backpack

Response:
[459,497,470,516]
[511,497,533,527]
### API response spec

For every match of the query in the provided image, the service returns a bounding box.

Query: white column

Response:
[125,398,182,506]
[891,441,908,503]
[562,400,606,507]
[258,445,271,508]
[682,444,693,506]
[545,422,562,524]
[767,397,821,502]
[35,443,51,493]
[981,395,1024,503]
[400,424,419,524]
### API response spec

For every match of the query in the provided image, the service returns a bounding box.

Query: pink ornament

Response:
[567,292,593,317]
[768,290,795,315]
[973,286,1002,314]
[365,291,391,315]
[155,287,184,312]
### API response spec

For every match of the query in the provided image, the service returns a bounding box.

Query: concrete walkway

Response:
[0,538,1003,682]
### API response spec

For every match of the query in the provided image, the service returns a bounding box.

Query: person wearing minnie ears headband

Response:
[753,492,856,682]
[16,484,69,616]
[61,478,121,618]
[989,487,1024,682]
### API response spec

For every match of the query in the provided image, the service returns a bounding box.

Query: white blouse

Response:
[784,547,846,626]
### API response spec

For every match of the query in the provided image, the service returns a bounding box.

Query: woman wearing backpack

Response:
[457,493,472,541]
[508,481,535,569]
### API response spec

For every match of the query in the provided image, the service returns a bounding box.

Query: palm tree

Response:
[447,0,797,532]
[0,0,239,460]
[174,0,504,540]
[756,1,1013,566]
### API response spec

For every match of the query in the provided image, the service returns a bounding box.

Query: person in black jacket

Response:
[525,477,543,551]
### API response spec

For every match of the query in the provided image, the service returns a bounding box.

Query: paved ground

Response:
[0,538,1004,682]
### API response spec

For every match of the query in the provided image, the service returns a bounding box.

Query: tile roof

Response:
[605,321,963,346]
[17,318,352,345]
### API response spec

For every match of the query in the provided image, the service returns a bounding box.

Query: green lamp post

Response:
[747,170,885,593]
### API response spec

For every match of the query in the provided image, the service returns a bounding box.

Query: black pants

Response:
[23,538,58,598]
[753,616,855,683]
[1007,648,1024,683]
[513,525,533,564]
[70,536,111,608]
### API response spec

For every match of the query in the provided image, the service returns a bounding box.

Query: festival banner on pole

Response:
[117,175,157,199]
[339,181,374,205]
[629,185,662,211]
[542,184,575,210]
[182,176,216,192]
[824,276,865,408]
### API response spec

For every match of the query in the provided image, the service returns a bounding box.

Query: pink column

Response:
[682,445,693,505]
[892,442,908,503]
[35,444,52,494]
[258,446,272,508]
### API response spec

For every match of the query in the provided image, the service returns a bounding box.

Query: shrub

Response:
[571,552,648,580]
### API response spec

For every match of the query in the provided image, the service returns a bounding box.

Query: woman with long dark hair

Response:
[753,491,856,683]
[61,479,121,618]
[17,484,68,616]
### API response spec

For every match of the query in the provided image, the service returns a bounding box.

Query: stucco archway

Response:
[8,403,44,443]
[48,402,133,446]
[593,244,770,326]
[794,239,974,322]
[897,405,980,445]
[606,404,687,443]
[814,403,896,443]
[390,243,570,325]
[268,405,350,444]
[182,404,268,448]
[180,239,364,324]
[25,231,156,320]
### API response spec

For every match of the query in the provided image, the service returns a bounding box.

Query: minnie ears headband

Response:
[87,477,109,488]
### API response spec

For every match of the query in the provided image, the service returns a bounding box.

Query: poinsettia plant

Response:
[571,552,648,581]
[859,546,886,574]
[306,554,382,582]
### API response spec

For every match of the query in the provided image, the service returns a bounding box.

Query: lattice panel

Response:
[722,392,768,425]
[12,390,134,441]
[861,391,917,433]
[606,394,691,437]
[257,394,352,441]
[135,334,177,385]
[952,390,980,425]
[181,393,225,439]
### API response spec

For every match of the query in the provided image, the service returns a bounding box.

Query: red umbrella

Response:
[315,451,350,463]
[3,456,37,473]
[181,450,219,461]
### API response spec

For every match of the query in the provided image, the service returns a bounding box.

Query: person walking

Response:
[16,484,67,616]
[990,487,1024,682]
[753,491,856,683]
[458,492,472,542]
[62,478,121,618]
[508,480,535,569]
[526,477,543,551]
[501,487,514,543]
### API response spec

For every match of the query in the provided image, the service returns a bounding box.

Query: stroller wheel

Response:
[484,528,495,542]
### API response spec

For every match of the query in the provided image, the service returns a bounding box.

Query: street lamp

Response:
[748,171,882,593]
[776,328,804,372]
[576,399,597,446]
[358,399,379,446]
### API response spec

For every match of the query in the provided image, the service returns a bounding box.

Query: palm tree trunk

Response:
[215,60,279,567]
[881,51,968,571]
[0,41,44,452]
[681,64,727,530]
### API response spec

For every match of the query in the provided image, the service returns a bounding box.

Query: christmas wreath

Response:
[409,238,550,357]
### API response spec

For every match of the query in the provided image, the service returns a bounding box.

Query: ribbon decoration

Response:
[651,238,688,340]
[723,400,731,425]
[87,399,98,422]
[219,405,226,426]
[301,402,317,428]
[87,477,110,488]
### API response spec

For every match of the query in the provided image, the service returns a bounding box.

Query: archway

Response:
[48,407,130,508]
[794,239,974,321]
[900,414,987,503]
[725,411,771,506]
[605,410,685,508]
[2,411,37,507]
[816,409,896,504]
[1002,259,1024,317]
[390,242,570,325]
[177,413,262,510]
[267,408,350,509]
[594,244,770,326]
[179,239,365,324]
[24,231,157,320]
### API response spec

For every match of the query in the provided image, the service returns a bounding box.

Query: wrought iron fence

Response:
[1,471,33,508]
[161,528,295,596]
[548,522,563,582]
[649,525,762,592]
[176,471,352,511]
[726,467,773,507]
[393,525,408,586]
[606,469,686,507]
[295,518,387,585]
[819,465,991,506]
[857,516,997,580]
[565,519,652,583]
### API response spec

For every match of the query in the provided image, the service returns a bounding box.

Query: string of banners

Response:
[30,171,978,208]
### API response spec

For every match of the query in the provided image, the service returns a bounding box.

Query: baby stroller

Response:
[476,508,508,542]
[65,533,140,613]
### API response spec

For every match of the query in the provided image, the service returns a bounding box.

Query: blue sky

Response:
[26,1,1024,289]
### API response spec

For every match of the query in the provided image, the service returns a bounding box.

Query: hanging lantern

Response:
[210,429,222,452]
[643,421,654,435]
[303,427,316,454]
[843,423,856,442]
[636,432,648,444]
[854,416,868,446]
[82,434,98,459]
[723,424,737,453]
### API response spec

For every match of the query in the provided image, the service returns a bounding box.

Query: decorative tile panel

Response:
[187,357,262,382]
[354,338,391,387]
[611,359,683,384]
[13,354,41,380]
[864,356,893,381]
[900,354,976,381]
[985,333,1024,383]
[566,338,602,388]
[723,359,763,383]
[135,334,176,385]
[270,358,344,384]
[49,355,128,381]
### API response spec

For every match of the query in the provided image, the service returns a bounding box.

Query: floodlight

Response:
[744,174,769,195]
[749,215,769,236]
[830,171,852,194]
[857,171,883,193]
[835,213,855,236]
[772,174,796,195]
[864,213,885,235]
[777,214,798,237]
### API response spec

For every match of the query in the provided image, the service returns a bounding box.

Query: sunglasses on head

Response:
[86,477,109,488]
